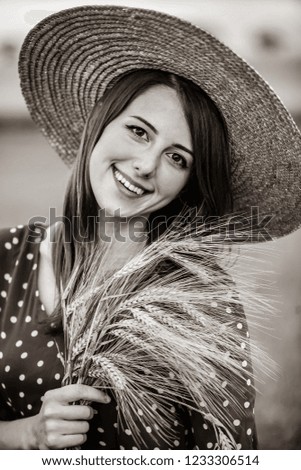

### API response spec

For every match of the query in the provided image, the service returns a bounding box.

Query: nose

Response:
[132,150,160,179]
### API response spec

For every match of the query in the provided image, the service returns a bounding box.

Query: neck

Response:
[97,209,147,244]
[96,210,148,266]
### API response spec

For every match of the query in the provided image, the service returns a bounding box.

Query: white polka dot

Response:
[10,228,17,233]
[223,400,229,407]
[226,307,232,313]
[97,427,104,433]
[32,264,37,271]
[37,360,44,367]
[10,316,17,323]
[25,316,31,323]
[207,442,213,449]
[21,352,28,359]
[237,443,242,450]
[22,283,28,290]
[184,429,189,435]
[151,404,157,411]
[158,388,164,394]
[209,371,216,379]
[242,360,248,368]
[137,409,143,416]
[211,301,218,308]
[12,237,19,245]
[4,242,12,250]
[19,374,25,381]
[41,305,45,311]
[113,423,118,428]
[169,371,175,379]
[203,423,208,430]
[4,273,10,281]
[199,401,206,407]
[27,404,32,410]
[241,342,246,349]
[246,428,252,436]
[170,406,176,413]
[26,253,34,260]
[19,392,25,398]
[15,260,19,266]
[54,373,61,380]
[1,383,6,389]
[4,365,10,372]
[125,429,131,435]
[17,300,24,308]
[244,401,250,409]
[99,441,107,446]
[246,379,252,386]
[0,352,3,360]
[47,341,54,347]
[174,440,180,447]
[17,225,24,229]
[191,427,194,434]
[15,340,23,347]
[145,426,152,433]
[237,322,243,330]
[37,378,43,385]
[1,332,6,339]
[174,420,179,426]
[233,419,241,426]
[222,380,227,388]
[132,446,138,450]
[246,331,250,338]
[119,446,125,450]
[1,291,7,298]
[31,330,38,337]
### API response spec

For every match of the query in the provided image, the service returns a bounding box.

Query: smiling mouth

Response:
[112,165,151,196]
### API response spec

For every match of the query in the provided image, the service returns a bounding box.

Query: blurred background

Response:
[0,0,300,449]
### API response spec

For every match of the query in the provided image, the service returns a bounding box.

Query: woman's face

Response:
[89,85,194,219]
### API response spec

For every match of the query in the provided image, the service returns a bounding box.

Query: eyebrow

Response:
[130,115,194,157]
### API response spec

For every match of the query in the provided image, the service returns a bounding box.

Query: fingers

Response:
[44,403,95,421]
[37,384,110,449]
[41,432,87,450]
[43,384,110,405]
[45,418,90,435]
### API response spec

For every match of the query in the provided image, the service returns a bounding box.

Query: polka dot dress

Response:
[0,225,258,449]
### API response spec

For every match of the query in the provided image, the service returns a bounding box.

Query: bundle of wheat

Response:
[61,209,274,448]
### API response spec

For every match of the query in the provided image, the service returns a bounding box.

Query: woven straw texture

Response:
[18,5,301,239]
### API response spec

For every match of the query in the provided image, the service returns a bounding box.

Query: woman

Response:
[0,6,300,450]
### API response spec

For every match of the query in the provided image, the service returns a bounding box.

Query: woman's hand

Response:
[27,384,110,449]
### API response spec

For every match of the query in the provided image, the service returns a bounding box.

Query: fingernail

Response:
[104,394,111,403]
[93,408,98,415]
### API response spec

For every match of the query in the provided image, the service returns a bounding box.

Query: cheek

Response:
[159,170,190,199]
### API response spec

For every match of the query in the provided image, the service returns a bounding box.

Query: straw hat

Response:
[18,5,301,239]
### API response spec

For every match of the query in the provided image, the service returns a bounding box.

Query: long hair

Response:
[48,69,232,331]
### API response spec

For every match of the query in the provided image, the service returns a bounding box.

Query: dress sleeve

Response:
[184,294,258,450]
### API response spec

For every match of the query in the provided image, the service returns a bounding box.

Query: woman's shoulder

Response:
[0,223,47,269]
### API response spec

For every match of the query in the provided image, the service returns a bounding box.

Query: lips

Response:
[112,165,153,196]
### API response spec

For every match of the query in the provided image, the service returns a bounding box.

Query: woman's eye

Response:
[126,125,148,141]
[166,153,187,169]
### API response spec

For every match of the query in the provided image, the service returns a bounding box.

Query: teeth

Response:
[114,168,145,195]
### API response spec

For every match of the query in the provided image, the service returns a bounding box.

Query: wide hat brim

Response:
[19,5,301,240]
